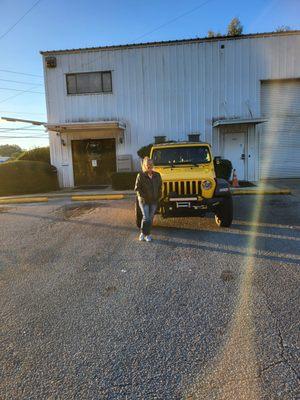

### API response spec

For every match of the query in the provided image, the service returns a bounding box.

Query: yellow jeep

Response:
[135,141,233,227]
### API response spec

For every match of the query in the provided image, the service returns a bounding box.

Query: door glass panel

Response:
[72,139,116,186]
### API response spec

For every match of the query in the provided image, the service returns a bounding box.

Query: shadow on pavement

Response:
[5,206,300,266]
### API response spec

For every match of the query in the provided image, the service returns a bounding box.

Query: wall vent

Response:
[117,155,132,172]
[45,56,57,68]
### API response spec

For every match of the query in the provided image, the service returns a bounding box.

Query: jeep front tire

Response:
[214,196,233,227]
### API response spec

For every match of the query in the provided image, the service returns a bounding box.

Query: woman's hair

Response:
[142,157,154,172]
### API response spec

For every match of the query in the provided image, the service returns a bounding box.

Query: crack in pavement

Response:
[257,286,300,380]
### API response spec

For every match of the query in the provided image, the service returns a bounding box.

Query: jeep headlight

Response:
[201,180,212,190]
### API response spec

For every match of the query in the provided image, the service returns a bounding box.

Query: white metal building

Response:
[41,31,300,188]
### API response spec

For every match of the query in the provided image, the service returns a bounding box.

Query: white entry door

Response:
[223,132,246,180]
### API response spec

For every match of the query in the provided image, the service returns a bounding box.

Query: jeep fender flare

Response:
[214,178,231,197]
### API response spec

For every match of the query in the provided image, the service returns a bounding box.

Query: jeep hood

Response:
[154,164,216,180]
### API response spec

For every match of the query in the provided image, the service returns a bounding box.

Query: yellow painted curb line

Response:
[0,197,49,204]
[72,194,125,201]
[232,189,291,196]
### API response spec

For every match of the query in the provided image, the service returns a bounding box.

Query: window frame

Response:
[66,71,113,95]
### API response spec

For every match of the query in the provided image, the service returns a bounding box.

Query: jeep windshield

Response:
[152,146,211,166]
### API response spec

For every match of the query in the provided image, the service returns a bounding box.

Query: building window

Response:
[66,71,112,95]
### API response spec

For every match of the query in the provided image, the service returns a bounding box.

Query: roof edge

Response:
[46,120,126,131]
[40,30,300,55]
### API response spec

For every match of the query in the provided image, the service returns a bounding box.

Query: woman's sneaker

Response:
[139,233,145,241]
[145,235,152,242]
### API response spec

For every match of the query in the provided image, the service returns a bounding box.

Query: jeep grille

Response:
[163,180,201,196]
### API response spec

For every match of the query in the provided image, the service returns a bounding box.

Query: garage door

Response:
[260,79,300,178]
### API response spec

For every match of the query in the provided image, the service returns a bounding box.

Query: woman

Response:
[134,157,162,242]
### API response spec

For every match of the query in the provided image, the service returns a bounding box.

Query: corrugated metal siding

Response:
[43,34,300,185]
[260,80,300,178]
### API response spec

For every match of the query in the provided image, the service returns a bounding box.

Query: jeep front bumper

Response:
[160,195,226,216]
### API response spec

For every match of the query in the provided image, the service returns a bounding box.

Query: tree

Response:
[17,146,50,164]
[275,25,291,32]
[10,150,23,159]
[137,143,154,159]
[0,144,22,157]
[227,17,243,36]
[207,30,222,38]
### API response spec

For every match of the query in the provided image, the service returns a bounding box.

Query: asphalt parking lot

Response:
[0,190,299,399]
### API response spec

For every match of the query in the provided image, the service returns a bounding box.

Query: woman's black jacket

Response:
[134,171,162,204]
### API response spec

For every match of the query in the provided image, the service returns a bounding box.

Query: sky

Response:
[0,0,299,149]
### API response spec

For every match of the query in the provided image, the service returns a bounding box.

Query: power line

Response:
[0,136,48,139]
[0,134,47,137]
[83,0,215,69]
[0,129,47,133]
[0,131,47,134]
[0,129,48,134]
[0,136,48,138]
[0,78,43,86]
[0,87,44,94]
[0,126,47,132]
[0,131,47,135]
[0,125,44,131]
[0,131,46,134]
[0,129,47,132]
[0,125,46,128]
[0,133,47,135]
[0,132,49,137]
[134,0,214,41]
[0,69,43,78]
[0,0,43,41]
[0,110,46,115]
[0,84,42,104]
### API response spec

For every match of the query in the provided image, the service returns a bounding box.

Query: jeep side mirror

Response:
[214,156,221,164]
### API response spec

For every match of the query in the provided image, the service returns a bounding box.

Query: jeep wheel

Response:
[214,196,233,227]
[135,198,143,228]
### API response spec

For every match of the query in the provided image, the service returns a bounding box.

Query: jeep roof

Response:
[152,141,210,147]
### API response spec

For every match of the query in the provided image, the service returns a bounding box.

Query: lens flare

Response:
[186,63,297,400]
